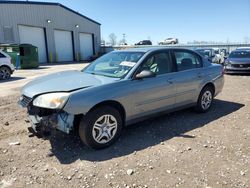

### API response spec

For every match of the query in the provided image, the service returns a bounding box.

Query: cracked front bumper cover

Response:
[28,112,74,134]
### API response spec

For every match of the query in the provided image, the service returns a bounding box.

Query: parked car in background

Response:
[220,48,229,58]
[135,40,152,45]
[119,42,128,46]
[236,47,250,50]
[0,50,15,80]
[195,48,224,64]
[158,38,178,45]
[195,48,217,63]
[224,49,250,74]
[19,47,224,149]
[213,48,225,64]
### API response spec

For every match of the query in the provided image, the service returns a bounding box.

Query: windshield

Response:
[83,52,144,78]
[229,51,250,58]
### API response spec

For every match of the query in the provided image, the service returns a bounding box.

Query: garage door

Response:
[18,25,47,63]
[79,33,94,60]
[54,30,73,62]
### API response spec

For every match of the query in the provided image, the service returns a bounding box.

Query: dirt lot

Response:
[0,65,250,188]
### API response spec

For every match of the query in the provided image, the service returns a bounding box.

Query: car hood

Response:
[22,70,119,98]
[228,58,250,64]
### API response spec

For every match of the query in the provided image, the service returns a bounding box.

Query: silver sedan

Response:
[19,47,224,149]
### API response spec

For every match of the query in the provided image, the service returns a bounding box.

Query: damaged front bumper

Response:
[19,95,75,134]
[28,111,74,134]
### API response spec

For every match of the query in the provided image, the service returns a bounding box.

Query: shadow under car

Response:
[46,99,244,164]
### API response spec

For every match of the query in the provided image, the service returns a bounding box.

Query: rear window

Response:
[229,51,250,58]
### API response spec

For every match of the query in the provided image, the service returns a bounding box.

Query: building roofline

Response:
[0,1,101,25]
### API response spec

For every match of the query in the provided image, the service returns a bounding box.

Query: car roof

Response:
[116,47,195,53]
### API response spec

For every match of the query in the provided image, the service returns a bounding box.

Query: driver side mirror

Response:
[135,70,156,79]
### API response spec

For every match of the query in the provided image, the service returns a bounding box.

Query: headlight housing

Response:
[33,92,70,109]
[225,60,232,67]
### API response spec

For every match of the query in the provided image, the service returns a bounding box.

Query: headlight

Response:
[33,92,70,109]
[225,60,232,67]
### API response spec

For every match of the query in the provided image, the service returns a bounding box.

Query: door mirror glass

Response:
[135,70,156,79]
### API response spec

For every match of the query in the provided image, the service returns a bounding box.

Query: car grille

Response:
[19,95,32,107]
[232,64,250,68]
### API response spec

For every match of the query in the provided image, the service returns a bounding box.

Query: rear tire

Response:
[79,106,123,149]
[0,66,11,80]
[195,86,214,113]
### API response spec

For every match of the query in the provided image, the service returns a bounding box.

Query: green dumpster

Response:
[0,43,39,69]
[19,44,39,69]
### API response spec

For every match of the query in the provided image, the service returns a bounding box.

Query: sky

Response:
[17,0,250,44]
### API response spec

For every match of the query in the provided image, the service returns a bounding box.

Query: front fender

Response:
[63,80,131,116]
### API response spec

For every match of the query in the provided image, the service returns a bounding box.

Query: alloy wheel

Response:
[201,91,212,110]
[92,114,118,144]
[0,67,11,79]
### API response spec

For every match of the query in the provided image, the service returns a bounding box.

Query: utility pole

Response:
[122,33,126,44]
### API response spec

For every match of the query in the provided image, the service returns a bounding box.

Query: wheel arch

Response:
[201,82,215,96]
[0,65,11,71]
[74,100,126,130]
[90,100,126,124]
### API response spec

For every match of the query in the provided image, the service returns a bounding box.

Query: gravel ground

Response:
[0,74,250,188]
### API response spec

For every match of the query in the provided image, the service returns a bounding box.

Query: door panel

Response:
[129,50,177,119]
[130,74,176,119]
[174,69,203,106]
[172,50,204,107]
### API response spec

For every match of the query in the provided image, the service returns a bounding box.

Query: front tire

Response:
[195,86,214,113]
[79,106,123,149]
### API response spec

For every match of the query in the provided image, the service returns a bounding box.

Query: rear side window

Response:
[0,52,6,58]
[174,50,202,71]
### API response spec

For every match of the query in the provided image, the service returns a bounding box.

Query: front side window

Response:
[83,52,144,78]
[140,51,174,75]
[174,50,202,71]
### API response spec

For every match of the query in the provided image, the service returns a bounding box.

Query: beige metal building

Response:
[0,1,101,63]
